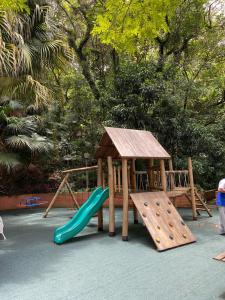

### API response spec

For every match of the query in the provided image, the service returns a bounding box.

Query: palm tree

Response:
[0,2,68,173]
[0,2,70,105]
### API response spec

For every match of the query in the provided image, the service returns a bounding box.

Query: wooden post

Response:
[168,159,175,191]
[147,159,154,190]
[113,165,117,192]
[122,158,129,241]
[160,159,167,192]
[43,173,69,218]
[118,166,121,192]
[188,157,197,220]
[102,170,105,189]
[131,159,138,224]
[107,156,115,236]
[128,165,131,189]
[97,158,103,231]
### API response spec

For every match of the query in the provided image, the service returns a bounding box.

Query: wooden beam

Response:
[188,157,197,220]
[131,159,138,224]
[147,159,154,191]
[118,166,121,192]
[122,158,129,241]
[160,160,167,192]
[65,180,80,209]
[113,166,117,192]
[43,173,69,218]
[128,165,131,189]
[168,159,175,190]
[102,170,106,189]
[62,165,98,174]
[97,159,103,231]
[108,156,115,236]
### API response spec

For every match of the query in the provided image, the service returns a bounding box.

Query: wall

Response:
[0,190,216,211]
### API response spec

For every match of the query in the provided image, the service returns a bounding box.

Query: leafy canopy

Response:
[93,0,181,53]
[0,0,28,12]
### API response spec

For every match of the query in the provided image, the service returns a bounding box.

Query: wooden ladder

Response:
[194,188,212,217]
[184,187,213,218]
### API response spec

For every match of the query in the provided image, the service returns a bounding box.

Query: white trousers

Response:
[218,207,225,234]
[0,216,6,240]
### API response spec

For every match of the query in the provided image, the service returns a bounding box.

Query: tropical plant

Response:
[0,2,70,105]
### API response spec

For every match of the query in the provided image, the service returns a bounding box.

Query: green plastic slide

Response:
[54,187,109,244]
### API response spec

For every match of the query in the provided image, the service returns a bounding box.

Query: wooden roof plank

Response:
[95,127,170,159]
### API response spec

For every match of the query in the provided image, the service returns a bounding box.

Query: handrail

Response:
[62,165,98,174]
[165,170,188,174]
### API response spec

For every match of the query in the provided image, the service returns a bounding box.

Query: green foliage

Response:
[104,59,225,189]
[0,0,29,12]
[1,0,225,194]
[0,152,22,172]
[92,0,207,53]
[6,133,52,153]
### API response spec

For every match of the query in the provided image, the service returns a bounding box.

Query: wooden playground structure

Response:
[44,127,212,250]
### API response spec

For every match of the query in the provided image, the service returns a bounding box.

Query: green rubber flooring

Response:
[0,208,224,300]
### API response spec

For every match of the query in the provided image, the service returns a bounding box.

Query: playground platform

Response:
[0,208,224,300]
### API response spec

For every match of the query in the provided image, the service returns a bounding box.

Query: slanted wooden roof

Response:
[95,127,170,159]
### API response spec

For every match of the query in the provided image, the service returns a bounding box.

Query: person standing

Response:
[217,178,225,235]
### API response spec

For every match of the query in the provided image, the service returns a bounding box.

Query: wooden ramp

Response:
[130,192,196,251]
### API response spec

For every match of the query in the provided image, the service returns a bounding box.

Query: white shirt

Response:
[218,179,225,189]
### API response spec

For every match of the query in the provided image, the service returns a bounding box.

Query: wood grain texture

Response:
[130,192,196,251]
[122,158,129,239]
[213,252,225,262]
[188,157,197,220]
[108,156,115,234]
[97,158,103,231]
[131,159,138,223]
[95,127,170,159]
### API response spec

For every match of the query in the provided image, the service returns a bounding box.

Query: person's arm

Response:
[218,188,225,193]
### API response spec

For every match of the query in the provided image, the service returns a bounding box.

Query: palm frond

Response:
[6,133,53,153]
[6,117,37,135]
[0,152,23,172]
[13,75,52,106]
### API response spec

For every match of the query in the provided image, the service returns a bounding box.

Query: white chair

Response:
[0,216,6,240]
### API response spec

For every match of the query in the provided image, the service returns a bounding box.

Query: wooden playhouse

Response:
[95,127,211,251]
[44,126,212,251]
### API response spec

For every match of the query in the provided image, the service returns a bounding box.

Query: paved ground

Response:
[0,207,225,300]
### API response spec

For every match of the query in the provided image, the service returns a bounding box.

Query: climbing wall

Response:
[130,192,196,251]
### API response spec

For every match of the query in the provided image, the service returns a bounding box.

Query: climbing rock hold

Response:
[157,225,161,230]
[168,201,172,205]
[144,202,148,206]
[183,234,187,239]
[167,209,171,214]
[142,213,146,218]
[181,220,185,226]
[156,212,160,217]
[169,223,173,228]
[169,235,174,240]
[156,237,160,243]
[156,202,160,206]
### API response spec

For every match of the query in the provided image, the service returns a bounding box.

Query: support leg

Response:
[43,173,69,218]
[131,159,138,224]
[108,156,115,236]
[122,158,129,241]
[97,158,103,231]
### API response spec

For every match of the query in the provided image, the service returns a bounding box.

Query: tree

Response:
[93,0,182,53]
[0,0,28,11]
